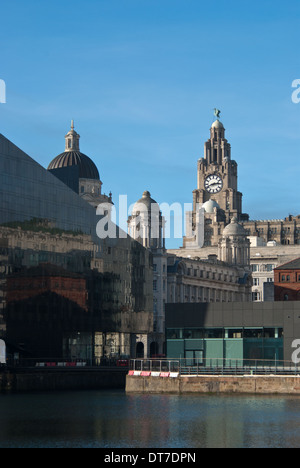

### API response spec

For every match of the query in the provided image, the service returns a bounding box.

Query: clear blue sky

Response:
[1,0,300,248]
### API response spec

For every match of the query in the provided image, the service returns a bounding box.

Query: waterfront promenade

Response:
[3,357,300,395]
[126,358,300,395]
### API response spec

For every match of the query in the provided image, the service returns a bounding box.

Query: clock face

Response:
[205,174,223,193]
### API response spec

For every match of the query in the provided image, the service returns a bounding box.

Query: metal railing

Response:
[4,356,300,376]
[131,359,180,373]
[130,358,300,376]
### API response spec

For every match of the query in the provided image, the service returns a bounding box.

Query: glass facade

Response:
[166,327,284,365]
[0,133,154,360]
[0,135,98,236]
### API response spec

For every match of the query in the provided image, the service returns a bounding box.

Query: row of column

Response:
[168,283,241,303]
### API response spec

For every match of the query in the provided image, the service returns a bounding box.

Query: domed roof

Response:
[202,199,220,213]
[223,217,247,237]
[211,119,224,129]
[47,121,100,180]
[133,191,159,213]
[48,151,100,180]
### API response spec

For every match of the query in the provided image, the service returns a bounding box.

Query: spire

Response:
[65,121,80,152]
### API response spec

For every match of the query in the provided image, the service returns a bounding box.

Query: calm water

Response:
[0,390,300,448]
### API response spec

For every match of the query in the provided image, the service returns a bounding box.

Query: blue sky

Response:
[1,0,300,248]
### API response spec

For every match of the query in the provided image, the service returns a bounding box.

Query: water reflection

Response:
[0,391,299,448]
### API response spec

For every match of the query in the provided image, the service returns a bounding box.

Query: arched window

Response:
[150,342,159,358]
[136,342,144,359]
[284,294,289,301]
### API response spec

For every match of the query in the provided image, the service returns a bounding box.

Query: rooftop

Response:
[275,258,300,270]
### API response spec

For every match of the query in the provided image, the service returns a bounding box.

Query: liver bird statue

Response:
[214,108,221,119]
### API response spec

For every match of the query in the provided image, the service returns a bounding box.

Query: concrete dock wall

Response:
[126,375,300,395]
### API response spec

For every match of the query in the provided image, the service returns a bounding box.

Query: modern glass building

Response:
[0,132,154,360]
[165,302,300,365]
[166,326,283,366]
[0,133,98,235]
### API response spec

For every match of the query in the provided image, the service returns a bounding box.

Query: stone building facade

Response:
[167,254,251,305]
[183,118,249,249]
[183,116,300,249]
[242,216,300,246]
[128,191,252,356]
[169,243,300,303]
[169,114,300,304]
[128,191,167,356]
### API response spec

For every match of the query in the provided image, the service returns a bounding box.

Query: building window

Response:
[251,264,259,272]
[153,280,157,291]
[204,328,224,339]
[166,329,182,339]
[244,328,263,338]
[252,292,261,301]
[227,329,243,339]
[254,278,260,286]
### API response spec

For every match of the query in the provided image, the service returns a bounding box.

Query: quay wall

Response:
[126,375,300,395]
[0,368,127,393]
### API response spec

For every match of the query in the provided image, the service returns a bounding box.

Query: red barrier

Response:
[117,359,129,367]
[160,372,170,378]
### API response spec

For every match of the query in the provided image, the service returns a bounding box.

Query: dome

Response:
[211,119,224,129]
[202,199,220,214]
[48,151,100,180]
[133,191,159,213]
[223,217,247,237]
[48,121,100,180]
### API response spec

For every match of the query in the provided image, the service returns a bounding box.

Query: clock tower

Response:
[184,114,249,248]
